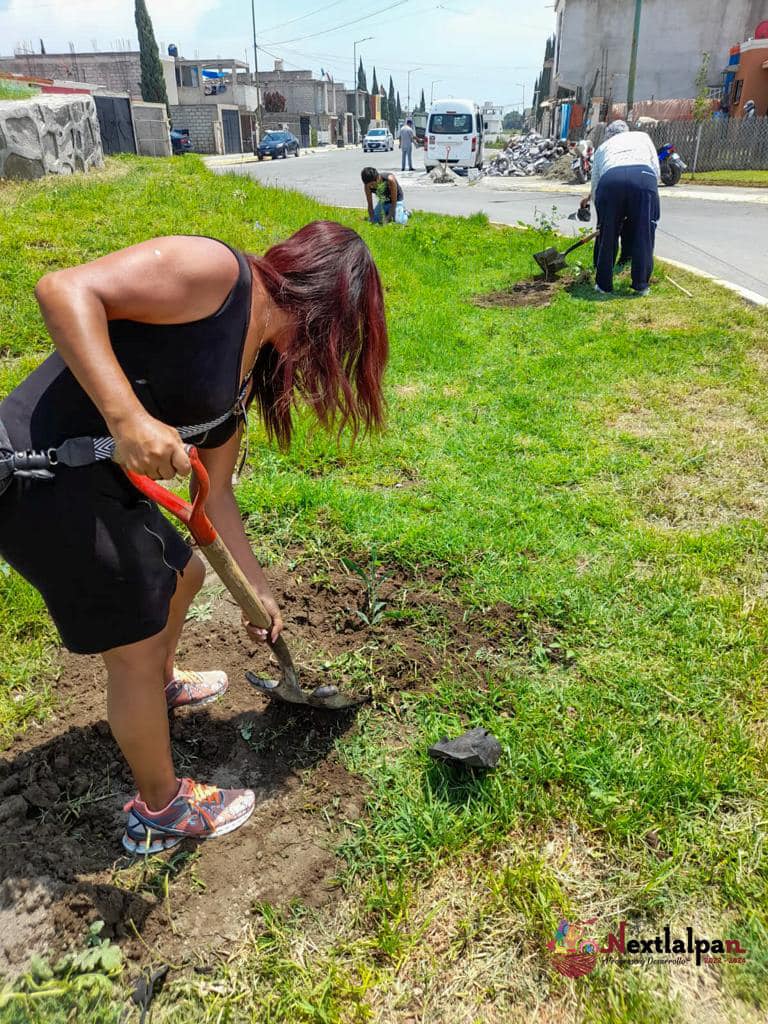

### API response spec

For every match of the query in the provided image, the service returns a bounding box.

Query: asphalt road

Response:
[213,148,768,301]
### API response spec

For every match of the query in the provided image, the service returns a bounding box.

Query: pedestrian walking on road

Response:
[399,118,416,171]
[0,224,388,855]
[581,119,661,296]
[362,167,409,224]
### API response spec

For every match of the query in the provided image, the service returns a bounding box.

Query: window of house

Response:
[732,79,743,105]
[180,66,200,88]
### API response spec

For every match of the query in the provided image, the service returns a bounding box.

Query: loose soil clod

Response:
[0,553,524,973]
[473,279,560,309]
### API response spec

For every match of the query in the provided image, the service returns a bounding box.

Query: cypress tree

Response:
[371,66,379,96]
[357,57,367,92]
[135,0,170,107]
[418,88,426,112]
[396,91,402,122]
[388,76,397,131]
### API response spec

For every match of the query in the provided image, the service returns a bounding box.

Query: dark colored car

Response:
[170,128,193,155]
[256,131,300,160]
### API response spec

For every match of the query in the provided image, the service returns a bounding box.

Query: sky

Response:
[0,0,555,111]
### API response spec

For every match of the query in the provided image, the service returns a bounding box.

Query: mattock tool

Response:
[124,447,368,711]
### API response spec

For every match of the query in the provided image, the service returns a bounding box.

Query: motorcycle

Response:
[658,143,687,186]
[571,139,593,184]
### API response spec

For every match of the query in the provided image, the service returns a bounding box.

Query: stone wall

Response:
[132,102,172,157]
[0,94,104,179]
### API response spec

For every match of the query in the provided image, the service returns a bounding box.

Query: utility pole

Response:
[250,0,262,139]
[353,36,373,144]
[626,0,642,116]
[407,66,422,114]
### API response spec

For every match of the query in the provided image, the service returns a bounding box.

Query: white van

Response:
[424,99,484,172]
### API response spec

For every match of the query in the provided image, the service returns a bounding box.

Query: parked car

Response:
[363,127,394,153]
[256,131,300,160]
[424,98,484,173]
[170,128,193,155]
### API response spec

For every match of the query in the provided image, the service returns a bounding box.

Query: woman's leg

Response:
[161,554,205,683]
[102,556,205,811]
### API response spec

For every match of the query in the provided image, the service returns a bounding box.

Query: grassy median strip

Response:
[687,170,768,188]
[1,156,767,1022]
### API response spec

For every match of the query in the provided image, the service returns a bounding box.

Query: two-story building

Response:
[550,0,767,109]
[168,57,260,154]
[256,60,353,146]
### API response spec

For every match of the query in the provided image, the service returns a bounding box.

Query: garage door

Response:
[221,109,242,154]
[94,96,137,155]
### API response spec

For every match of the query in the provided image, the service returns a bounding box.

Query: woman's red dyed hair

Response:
[247,220,388,448]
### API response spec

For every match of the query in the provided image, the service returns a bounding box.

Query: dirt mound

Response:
[0,553,524,974]
[473,280,560,309]
[543,153,577,182]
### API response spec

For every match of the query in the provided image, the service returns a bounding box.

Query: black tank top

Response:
[0,239,253,451]
[382,174,403,201]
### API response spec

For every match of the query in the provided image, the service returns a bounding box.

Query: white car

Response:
[363,127,394,153]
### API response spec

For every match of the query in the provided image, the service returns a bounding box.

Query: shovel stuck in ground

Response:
[125,447,368,711]
[533,230,598,281]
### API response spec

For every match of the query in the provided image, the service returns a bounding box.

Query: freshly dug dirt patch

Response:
[472,280,560,309]
[0,553,525,974]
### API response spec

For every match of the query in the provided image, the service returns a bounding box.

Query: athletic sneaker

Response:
[594,284,610,294]
[633,287,650,297]
[122,778,255,855]
[165,669,228,710]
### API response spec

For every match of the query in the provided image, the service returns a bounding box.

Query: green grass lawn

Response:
[686,169,768,188]
[1,157,767,1023]
[0,83,39,100]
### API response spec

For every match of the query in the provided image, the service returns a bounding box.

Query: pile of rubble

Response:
[487,131,569,177]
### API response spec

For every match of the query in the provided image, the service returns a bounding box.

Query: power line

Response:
[264,0,412,46]
[257,0,352,36]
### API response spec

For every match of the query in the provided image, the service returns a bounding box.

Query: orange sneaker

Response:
[165,669,228,710]
[122,778,255,855]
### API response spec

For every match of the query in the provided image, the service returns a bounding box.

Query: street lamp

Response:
[407,66,422,115]
[250,0,262,139]
[353,36,373,144]
[430,80,441,104]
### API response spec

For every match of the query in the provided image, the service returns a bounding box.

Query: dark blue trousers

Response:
[595,165,660,292]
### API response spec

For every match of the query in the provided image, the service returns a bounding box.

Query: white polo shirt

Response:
[591,131,661,196]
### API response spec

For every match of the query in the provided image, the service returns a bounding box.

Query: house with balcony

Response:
[169,57,260,154]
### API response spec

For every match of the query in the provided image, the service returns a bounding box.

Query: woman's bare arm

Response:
[34,236,240,479]
[194,431,284,642]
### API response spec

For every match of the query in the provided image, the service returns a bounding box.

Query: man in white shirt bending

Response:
[580,120,661,296]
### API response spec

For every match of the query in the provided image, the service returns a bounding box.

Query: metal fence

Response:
[588,117,768,173]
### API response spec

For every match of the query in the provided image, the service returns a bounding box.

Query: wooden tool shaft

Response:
[202,535,273,631]
[200,535,301,688]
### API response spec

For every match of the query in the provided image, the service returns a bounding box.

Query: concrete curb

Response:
[659,257,768,307]
[205,145,357,168]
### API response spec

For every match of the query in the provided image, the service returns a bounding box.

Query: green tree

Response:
[396,91,402,122]
[418,88,426,112]
[693,51,711,123]
[502,110,524,131]
[134,0,169,107]
[357,57,367,92]
[371,66,379,96]
[388,76,397,132]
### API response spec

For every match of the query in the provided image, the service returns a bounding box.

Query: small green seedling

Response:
[341,549,393,627]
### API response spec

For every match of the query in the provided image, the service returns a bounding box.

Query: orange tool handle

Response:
[123,446,218,547]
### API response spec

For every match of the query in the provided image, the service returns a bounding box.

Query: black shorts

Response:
[0,462,192,655]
